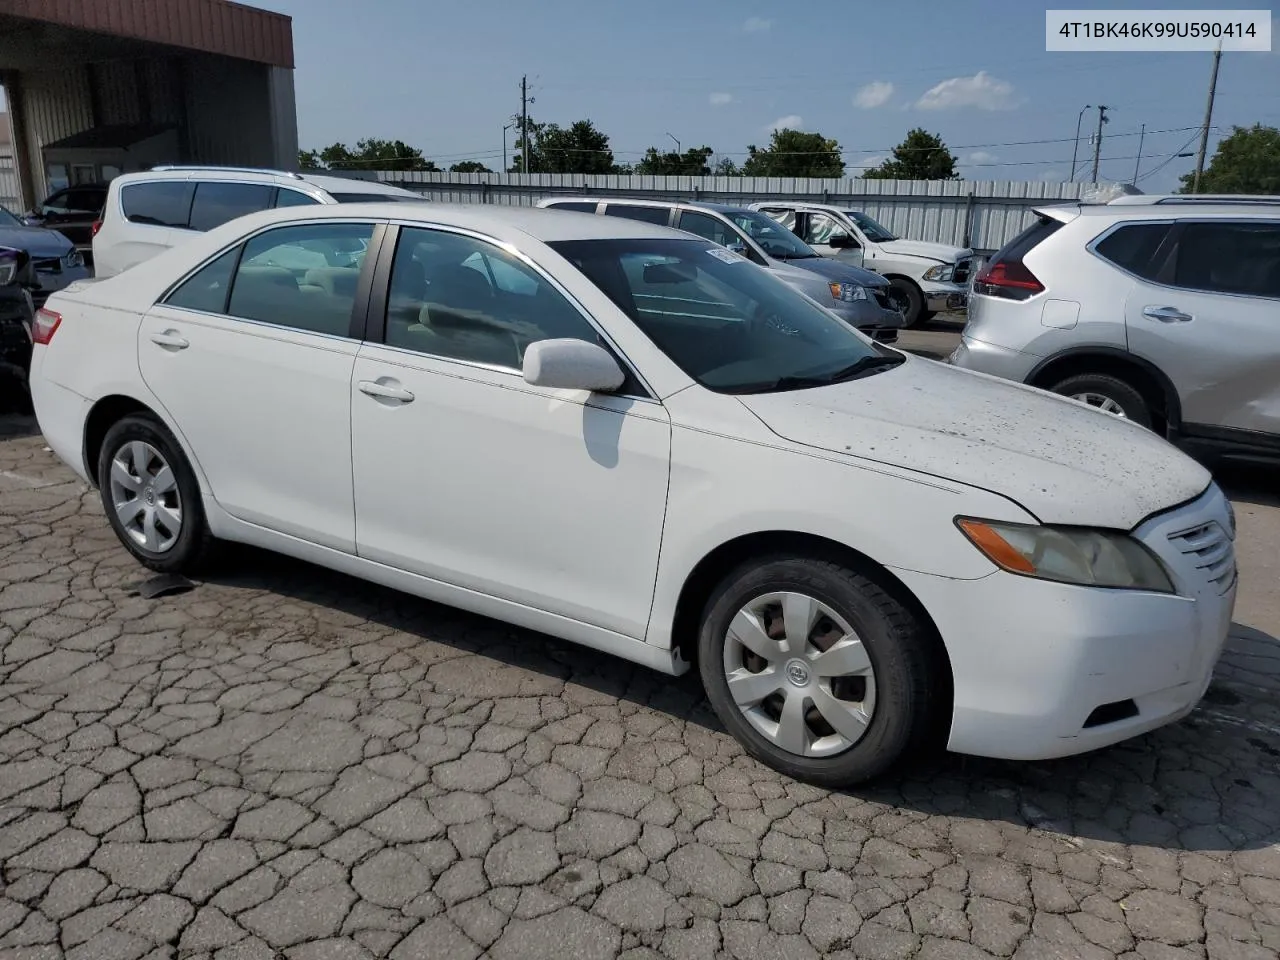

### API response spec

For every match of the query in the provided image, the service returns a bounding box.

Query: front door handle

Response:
[1143,306,1193,323]
[149,330,189,349]
[358,380,415,403]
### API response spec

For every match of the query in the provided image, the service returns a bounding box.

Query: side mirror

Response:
[523,338,625,393]
[827,233,856,249]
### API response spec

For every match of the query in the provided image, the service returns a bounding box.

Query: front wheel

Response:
[97,414,218,574]
[697,557,939,786]
[886,279,925,327]
[1049,373,1153,429]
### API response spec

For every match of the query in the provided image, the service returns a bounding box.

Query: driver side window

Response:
[804,213,856,247]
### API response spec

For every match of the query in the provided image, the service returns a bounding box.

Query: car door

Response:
[799,211,867,268]
[114,179,194,272]
[1124,218,1280,439]
[349,223,672,639]
[138,218,383,552]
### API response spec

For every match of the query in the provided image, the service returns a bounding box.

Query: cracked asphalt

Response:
[1,412,1278,960]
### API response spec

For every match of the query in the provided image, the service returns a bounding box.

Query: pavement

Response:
[1,348,1278,960]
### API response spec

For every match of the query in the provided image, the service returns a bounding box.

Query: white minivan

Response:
[750,202,976,326]
[92,166,426,278]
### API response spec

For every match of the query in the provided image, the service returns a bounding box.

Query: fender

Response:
[1024,345,1183,431]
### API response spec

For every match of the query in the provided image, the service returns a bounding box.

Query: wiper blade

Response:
[732,354,905,393]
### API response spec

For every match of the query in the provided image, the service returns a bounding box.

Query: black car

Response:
[0,246,37,414]
[22,184,108,265]
[0,204,93,305]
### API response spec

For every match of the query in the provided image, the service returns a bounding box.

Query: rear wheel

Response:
[1049,373,1153,429]
[886,279,924,327]
[97,414,218,574]
[697,556,938,786]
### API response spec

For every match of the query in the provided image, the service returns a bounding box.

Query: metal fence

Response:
[357,171,1134,254]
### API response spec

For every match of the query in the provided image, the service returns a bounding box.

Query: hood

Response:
[772,255,887,288]
[735,355,1211,530]
[0,224,74,260]
[764,257,839,296]
[877,238,971,264]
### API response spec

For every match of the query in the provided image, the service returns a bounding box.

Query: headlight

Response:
[1225,500,1236,540]
[0,259,15,286]
[64,250,84,269]
[956,518,1174,592]
[922,263,954,282]
[828,281,868,302]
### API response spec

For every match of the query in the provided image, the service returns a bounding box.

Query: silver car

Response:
[950,194,1280,462]
[537,197,905,340]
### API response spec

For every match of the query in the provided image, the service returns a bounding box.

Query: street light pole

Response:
[667,132,680,154]
[1069,104,1092,181]
[503,122,515,172]
[1132,123,1145,185]
[1090,105,1110,183]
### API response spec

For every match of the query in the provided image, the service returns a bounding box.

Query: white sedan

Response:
[28,203,1237,786]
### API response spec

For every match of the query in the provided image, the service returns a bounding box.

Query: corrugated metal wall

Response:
[368,172,1130,252]
[16,65,92,199]
[183,54,276,168]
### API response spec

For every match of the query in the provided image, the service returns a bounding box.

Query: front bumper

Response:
[894,486,1237,761]
[920,279,969,313]
[830,297,906,333]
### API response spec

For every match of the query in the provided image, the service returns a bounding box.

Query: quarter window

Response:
[1093,223,1172,281]
[1172,222,1280,299]
[163,248,240,314]
[225,222,375,337]
[383,226,602,370]
[274,188,322,208]
[188,182,275,232]
[602,204,670,225]
[121,181,193,228]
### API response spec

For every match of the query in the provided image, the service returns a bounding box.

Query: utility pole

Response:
[520,75,529,175]
[1090,105,1109,182]
[667,133,680,154]
[1069,104,1092,181]
[1192,45,1222,194]
[1132,123,1146,185]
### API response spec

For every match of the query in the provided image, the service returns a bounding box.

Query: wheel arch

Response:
[82,393,208,493]
[668,530,954,721]
[1026,347,1182,435]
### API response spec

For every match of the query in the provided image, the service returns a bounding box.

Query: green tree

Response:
[862,128,958,180]
[635,145,715,175]
[449,160,492,173]
[713,156,741,176]
[512,119,616,174]
[741,128,844,177]
[1179,123,1280,194]
[297,139,438,171]
[298,149,322,170]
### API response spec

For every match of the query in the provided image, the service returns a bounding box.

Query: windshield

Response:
[0,206,21,227]
[727,209,819,259]
[843,211,897,242]
[549,237,898,394]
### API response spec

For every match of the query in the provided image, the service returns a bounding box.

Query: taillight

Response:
[91,219,103,237]
[972,259,1044,301]
[32,308,62,345]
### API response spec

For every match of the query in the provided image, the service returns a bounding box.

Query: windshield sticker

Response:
[706,247,747,264]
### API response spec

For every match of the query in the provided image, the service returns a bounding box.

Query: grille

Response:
[952,257,973,285]
[32,258,62,274]
[1167,521,1236,594]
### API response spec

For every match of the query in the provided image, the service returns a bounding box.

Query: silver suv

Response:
[950,194,1280,462]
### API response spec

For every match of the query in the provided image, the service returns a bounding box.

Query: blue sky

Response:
[237,2,1275,189]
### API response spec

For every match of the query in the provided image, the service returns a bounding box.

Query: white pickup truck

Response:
[750,202,976,326]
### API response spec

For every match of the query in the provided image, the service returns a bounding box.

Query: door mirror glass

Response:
[827,232,855,249]
[522,338,625,392]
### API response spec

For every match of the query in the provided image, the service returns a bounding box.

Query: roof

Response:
[1042,199,1280,220]
[44,122,174,150]
[0,0,293,68]
[541,196,759,216]
[108,167,423,199]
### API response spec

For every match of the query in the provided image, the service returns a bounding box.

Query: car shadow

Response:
[0,413,39,439]
[1217,461,1280,508]
[202,545,1280,856]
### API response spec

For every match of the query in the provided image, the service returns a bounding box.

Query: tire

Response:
[697,556,938,787]
[886,278,924,327]
[97,413,218,574]
[1049,373,1153,429]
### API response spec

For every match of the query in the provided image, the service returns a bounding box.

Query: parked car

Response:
[538,197,905,340]
[93,165,428,278]
[22,183,109,265]
[0,204,92,306]
[0,246,38,413]
[950,194,1280,463]
[30,202,1238,785]
[749,202,976,327]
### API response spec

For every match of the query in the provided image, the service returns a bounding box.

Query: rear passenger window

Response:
[603,205,670,225]
[164,248,240,314]
[383,226,601,369]
[188,182,274,232]
[226,222,374,337]
[121,181,193,228]
[1093,223,1172,280]
[1173,222,1280,299]
[274,189,322,208]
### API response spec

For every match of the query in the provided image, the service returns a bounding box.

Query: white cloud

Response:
[1038,168,1067,182]
[767,115,804,133]
[856,154,888,171]
[854,81,895,109]
[916,71,1019,111]
[743,16,772,33]
[709,92,734,106]
[965,150,998,165]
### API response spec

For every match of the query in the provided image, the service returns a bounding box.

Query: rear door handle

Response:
[1143,306,1193,323]
[358,380,415,403]
[149,331,189,349]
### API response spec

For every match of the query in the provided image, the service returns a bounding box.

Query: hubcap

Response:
[722,591,877,758]
[108,440,182,553]
[1071,392,1128,417]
